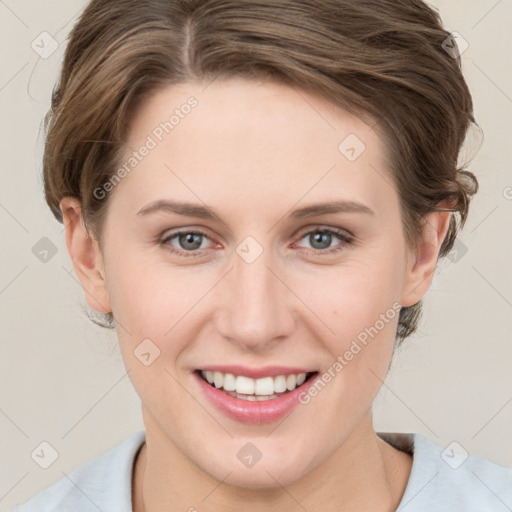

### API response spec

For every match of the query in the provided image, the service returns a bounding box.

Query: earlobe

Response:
[401,209,452,307]
[60,197,111,315]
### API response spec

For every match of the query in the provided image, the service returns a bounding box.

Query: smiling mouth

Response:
[195,370,318,401]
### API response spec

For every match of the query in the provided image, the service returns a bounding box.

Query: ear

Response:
[60,197,111,314]
[401,207,452,307]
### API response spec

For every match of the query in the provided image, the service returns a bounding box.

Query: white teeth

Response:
[286,374,297,391]
[254,376,274,395]
[274,375,287,393]
[236,375,255,394]
[225,391,280,401]
[200,370,310,398]
[223,373,236,391]
[296,373,306,386]
[213,371,223,388]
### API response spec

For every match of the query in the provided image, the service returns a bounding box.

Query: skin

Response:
[60,77,450,512]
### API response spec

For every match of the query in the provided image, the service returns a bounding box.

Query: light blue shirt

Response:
[8,430,512,511]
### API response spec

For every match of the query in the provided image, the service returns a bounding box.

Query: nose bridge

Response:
[217,238,294,349]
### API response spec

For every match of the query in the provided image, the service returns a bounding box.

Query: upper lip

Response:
[195,365,317,379]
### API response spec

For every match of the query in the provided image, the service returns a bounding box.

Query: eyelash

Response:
[159,227,354,258]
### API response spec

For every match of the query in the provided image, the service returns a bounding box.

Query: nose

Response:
[215,241,296,352]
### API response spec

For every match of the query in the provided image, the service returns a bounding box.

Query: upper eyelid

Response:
[294,225,353,238]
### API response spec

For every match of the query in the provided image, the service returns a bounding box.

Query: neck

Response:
[132,411,412,512]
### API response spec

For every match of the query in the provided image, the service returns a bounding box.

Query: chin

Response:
[222,463,308,490]
[197,443,316,490]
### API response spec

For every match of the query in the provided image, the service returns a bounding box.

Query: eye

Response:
[294,227,353,255]
[161,230,214,258]
[160,226,354,259]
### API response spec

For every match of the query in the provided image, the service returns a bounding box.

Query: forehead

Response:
[117,77,395,217]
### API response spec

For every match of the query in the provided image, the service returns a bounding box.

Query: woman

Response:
[10,0,512,511]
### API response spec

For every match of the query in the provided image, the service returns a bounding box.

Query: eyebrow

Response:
[136,199,375,221]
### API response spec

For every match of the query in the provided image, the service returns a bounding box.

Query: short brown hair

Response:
[43,0,479,342]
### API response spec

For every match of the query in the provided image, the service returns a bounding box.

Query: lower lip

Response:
[193,372,318,424]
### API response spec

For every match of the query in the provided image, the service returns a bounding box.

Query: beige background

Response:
[1,0,511,509]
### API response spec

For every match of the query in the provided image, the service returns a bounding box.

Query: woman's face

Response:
[95,77,421,486]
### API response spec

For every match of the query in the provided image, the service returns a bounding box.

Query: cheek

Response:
[107,256,195,417]
[104,254,215,396]
[104,249,207,336]
[295,250,404,338]
[307,273,401,430]
[294,249,404,394]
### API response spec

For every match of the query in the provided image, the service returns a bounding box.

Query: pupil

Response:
[180,233,202,250]
[311,232,331,250]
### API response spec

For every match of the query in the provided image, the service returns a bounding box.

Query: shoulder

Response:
[7,430,145,512]
[378,431,512,512]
